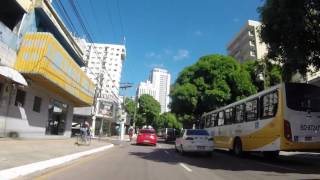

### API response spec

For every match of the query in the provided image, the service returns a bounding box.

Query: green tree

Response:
[242,59,282,92]
[123,98,137,125]
[259,0,320,81]
[158,113,182,130]
[170,54,257,128]
[137,94,161,128]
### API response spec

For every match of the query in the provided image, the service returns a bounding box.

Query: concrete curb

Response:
[0,144,114,180]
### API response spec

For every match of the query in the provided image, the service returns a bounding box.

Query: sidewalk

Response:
[0,137,114,179]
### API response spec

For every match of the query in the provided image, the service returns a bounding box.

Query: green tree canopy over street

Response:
[157,112,182,130]
[170,54,257,127]
[124,98,137,122]
[136,94,161,128]
[259,0,320,81]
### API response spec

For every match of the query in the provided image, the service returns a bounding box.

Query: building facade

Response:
[136,80,156,99]
[73,40,126,136]
[137,68,171,114]
[227,20,268,64]
[0,0,95,138]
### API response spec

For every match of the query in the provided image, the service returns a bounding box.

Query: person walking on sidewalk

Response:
[79,121,91,143]
[128,127,134,142]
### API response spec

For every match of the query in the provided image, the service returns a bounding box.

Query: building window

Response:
[33,96,42,113]
[15,89,26,107]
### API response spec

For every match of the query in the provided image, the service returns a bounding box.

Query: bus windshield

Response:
[286,83,320,112]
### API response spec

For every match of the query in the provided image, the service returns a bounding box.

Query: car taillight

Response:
[185,137,194,140]
[284,120,292,141]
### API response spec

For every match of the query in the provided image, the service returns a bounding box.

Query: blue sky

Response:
[53,0,264,96]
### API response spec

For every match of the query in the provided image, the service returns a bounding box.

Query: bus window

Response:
[261,91,278,119]
[235,104,245,123]
[213,113,218,127]
[225,107,234,125]
[286,83,320,112]
[210,113,216,127]
[245,99,258,121]
[218,111,224,126]
[205,115,211,127]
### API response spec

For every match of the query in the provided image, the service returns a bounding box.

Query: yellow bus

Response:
[201,83,320,157]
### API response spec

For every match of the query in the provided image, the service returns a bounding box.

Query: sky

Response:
[53,0,265,96]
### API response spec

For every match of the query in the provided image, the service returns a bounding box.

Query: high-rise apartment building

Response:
[227,20,268,64]
[150,68,171,113]
[137,80,157,99]
[83,41,126,103]
[137,68,171,113]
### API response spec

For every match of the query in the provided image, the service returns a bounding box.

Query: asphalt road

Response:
[23,139,320,180]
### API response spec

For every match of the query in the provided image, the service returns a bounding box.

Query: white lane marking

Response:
[158,144,162,148]
[164,150,169,155]
[257,162,298,171]
[179,163,192,172]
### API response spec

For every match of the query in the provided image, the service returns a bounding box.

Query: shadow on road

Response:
[129,141,320,175]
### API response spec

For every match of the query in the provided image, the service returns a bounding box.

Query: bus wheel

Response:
[263,151,279,158]
[233,138,243,156]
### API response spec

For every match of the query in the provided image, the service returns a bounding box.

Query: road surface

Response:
[22,139,320,180]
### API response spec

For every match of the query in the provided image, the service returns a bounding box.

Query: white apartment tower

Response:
[137,80,157,99]
[151,68,171,113]
[137,68,171,113]
[227,20,268,64]
[83,40,126,103]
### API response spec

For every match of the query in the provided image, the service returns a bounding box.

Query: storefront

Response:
[0,33,95,138]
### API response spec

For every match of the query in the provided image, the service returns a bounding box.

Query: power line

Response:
[103,0,116,42]
[67,0,121,102]
[55,0,78,35]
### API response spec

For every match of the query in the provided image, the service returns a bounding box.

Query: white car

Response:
[175,129,214,155]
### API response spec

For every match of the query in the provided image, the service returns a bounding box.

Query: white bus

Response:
[201,83,320,157]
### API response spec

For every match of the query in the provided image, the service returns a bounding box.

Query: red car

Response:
[136,129,157,146]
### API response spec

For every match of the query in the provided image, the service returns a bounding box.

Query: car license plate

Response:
[197,146,205,150]
[144,140,150,143]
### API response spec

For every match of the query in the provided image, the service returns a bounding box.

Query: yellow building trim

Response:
[15,33,95,106]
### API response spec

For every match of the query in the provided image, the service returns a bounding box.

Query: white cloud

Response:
[194,30,203,36]
[145,52,162,59]
[173,49,190,61]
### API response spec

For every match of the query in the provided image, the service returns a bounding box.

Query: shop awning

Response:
[0,66,28,86]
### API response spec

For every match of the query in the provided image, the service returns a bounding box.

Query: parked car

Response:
[136,129,157,146]
[158,128,178,143]
[175,129,214,155]
[71,123,81,137]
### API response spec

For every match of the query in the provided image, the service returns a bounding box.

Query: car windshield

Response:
[186,129,209,136]
[286,83,320,112]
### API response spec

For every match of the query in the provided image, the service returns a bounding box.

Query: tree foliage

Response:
[259,0,320,81]
[242,59,282,92]
[157,113,182,130]
[170,54,257,128]
[124,98,137,124]
[136,94,161,128]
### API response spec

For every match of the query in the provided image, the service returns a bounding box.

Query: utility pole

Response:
[90,46,105,138]
[119,82,133,140]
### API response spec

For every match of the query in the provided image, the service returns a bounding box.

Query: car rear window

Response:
[186,129,209,136]
[139,129,155,134]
